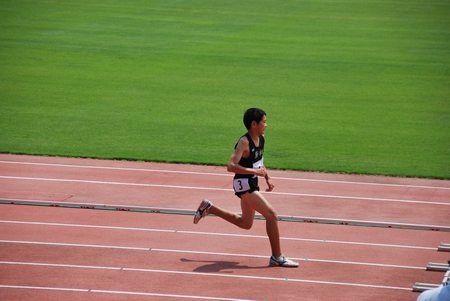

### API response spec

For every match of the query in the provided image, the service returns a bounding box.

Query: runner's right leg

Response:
[207,199,255,230]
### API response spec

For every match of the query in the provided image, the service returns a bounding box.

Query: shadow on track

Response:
[180,258,269,273]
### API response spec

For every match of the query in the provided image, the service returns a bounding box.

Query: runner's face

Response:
[258,115,267,134]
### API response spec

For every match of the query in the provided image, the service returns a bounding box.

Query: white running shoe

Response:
[269,255,299,268]
[193,199,212,224]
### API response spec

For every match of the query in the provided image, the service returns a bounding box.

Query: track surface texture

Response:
[0,154,449,301]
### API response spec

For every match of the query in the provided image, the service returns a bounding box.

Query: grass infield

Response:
[1,0,449,178]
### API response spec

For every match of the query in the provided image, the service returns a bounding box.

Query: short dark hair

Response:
[243,108,266,129]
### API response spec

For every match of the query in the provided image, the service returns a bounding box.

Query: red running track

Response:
[0,154,449,300]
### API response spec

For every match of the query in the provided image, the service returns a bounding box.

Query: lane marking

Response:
[0,284,256,301]
[90,289,258,301]
[0,220,436,250]
[1,175,448,206]
[0,240,425,270]
[0,261,412,291]
[177,229,437,250]
[0,240,150,251]
[1,160,449,190]
[150,248,424,270]
[0,285,87,292]
[0,261,120,270]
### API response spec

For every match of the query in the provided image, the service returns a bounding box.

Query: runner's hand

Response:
[254,167,267,177]
[266,178,275,192]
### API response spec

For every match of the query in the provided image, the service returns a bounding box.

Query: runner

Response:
[194,108,298,267]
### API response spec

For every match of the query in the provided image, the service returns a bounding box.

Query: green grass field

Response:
[1,0,449,178]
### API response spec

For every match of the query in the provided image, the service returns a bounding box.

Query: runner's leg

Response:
[208,200,255,230]
[241,191,281,258]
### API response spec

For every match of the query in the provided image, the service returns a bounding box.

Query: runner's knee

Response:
[238,217,253,230]
[264,209,278,221]
[241,220,253,230]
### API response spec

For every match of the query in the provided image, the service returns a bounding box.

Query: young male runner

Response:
[194,108,298,268]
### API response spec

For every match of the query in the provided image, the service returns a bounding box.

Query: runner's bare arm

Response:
[264,170,275,192]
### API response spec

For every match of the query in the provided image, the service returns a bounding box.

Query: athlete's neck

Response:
[248,131,260,146]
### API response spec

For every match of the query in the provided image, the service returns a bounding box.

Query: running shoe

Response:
[269,255,299,268]
[193,199,212,224]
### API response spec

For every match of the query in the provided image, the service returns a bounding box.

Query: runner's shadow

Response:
[181,258,268,273]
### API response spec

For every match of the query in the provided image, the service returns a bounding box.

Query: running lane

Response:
[0,154,449,300]
[1,205,447,301]
[0,154,449,228]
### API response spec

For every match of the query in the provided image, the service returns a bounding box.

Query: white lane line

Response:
[0,240,150,251]
[0,261,121,270]
[0,284,256,301]
[0,285,87,292]
[0,220,176,234]
[90,289,258,301]
[0,175,229,191]
[0,261,412,291]
[0,240,424,270]
[0,220,436,250]
[151,248,424,270]
[1,175,448,206]
[1,160,449,190]
[177,229,436,250]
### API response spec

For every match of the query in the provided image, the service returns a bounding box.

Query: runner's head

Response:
[243,108,266,130]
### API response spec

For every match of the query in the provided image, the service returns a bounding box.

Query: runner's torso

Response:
[234,133,264,179]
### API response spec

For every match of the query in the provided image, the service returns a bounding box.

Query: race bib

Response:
[233,178,250,193]
[253,158,264,169]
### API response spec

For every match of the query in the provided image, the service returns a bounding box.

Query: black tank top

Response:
[234,133,265,179]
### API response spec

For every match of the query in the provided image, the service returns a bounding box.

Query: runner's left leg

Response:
[240,191,281,258]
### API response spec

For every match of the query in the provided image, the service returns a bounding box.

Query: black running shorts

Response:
[233,176,259,198]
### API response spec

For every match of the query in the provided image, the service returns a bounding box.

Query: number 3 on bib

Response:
[233,178,250,193]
